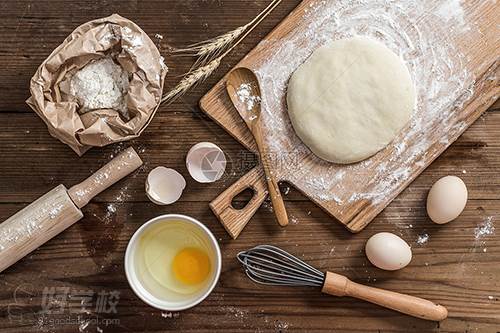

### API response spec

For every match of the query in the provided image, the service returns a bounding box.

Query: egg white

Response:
[136,221,214,297]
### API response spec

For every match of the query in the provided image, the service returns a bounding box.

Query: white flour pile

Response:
[70,57,130,118]
[236,83,261,115]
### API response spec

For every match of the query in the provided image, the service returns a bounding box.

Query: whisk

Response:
[237,245,448,321]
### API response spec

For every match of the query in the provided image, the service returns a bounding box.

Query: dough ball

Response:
[286,36,415,164]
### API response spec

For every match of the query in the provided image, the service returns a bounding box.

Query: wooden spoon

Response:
[226,67,288,227]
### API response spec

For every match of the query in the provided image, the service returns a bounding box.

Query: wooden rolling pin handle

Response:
[322,272,448,321]
[68,147,143,208]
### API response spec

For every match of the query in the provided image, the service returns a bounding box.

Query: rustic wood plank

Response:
[0,0,498,332]
[0,108,498,332]
[1,111,500,203]
[0,198,498,332]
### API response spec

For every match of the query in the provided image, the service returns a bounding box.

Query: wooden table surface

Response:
[0,1,499,332]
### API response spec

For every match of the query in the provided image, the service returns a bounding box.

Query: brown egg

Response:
[426,176,468,224]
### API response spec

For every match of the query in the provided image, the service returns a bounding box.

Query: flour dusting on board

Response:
[251,0,478,206]
[435,0,467,28]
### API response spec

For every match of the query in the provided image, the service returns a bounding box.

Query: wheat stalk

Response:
[161,57,222,104]
[161,0,282,104]
[173,0,281,66]
[173,24,250,68]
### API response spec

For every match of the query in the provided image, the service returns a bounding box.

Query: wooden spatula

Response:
[0,147,143,273]
[226,67,288,227]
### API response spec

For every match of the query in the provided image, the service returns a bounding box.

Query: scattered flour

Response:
[416,233,430,245]
[70,58,129,118]
[107,203,117,214]
[275,320,290,331]
[475,216,495,239]
[223,306,248,320]
[262,200,274,213]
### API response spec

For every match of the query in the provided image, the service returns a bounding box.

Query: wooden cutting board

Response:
[200,0,499,238]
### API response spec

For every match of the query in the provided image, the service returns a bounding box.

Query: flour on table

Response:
[70,57,130,119]
[250,0,477,205]
[475,216,495,239]
[416,233,429,245]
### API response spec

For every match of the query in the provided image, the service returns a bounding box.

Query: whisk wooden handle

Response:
[322,272,448,321]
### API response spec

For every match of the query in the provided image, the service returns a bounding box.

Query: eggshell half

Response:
[146,167,186,205]
[186,142,226,183]
[365,232,412,271]
[427,175,468,224]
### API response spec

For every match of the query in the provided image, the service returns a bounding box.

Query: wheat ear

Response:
[173,0,282,67]
[161,57,222,104]
[173,24,250,67]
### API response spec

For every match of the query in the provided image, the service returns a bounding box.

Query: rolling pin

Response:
[0,147,143,273]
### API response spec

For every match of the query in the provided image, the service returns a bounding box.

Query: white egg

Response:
[365,232,412,271]
[427,175,468,224]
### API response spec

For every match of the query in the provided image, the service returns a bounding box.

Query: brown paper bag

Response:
[27,14,167,155]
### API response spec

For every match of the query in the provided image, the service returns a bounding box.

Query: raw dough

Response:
[286,36,415,164]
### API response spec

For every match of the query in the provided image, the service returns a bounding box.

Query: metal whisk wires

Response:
[237,245,325,287]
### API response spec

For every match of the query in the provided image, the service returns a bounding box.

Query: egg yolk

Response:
[172,247,210,285]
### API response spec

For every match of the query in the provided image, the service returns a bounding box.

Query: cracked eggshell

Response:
[186,142,226,183]
[146,167,186,205]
